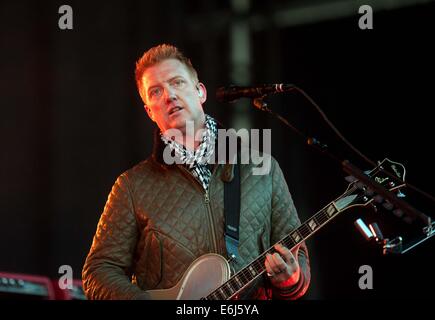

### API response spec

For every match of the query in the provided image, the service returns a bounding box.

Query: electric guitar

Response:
[145,158,406,300]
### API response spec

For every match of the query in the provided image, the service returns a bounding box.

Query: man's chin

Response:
[165,113,204,134]
[166,118,188,133]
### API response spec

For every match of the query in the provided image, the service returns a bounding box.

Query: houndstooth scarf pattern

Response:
[160,115,217,191]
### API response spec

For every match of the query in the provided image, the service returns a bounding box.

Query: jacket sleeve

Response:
[269,158,311,300]
[82,173,149,300]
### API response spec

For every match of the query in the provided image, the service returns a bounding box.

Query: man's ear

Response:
[197,82,207,104]
[144,105,155,121]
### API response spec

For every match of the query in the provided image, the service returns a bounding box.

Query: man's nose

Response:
[163,86,177,102]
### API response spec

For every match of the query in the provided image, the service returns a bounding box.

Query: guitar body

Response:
[145,253,231,300]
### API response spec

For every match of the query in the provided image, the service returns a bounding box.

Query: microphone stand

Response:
[252,96,435,255]
[253,96,337,162]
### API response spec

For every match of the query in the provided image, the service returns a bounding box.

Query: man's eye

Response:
[149,88,162,98]
[172,79,185,87]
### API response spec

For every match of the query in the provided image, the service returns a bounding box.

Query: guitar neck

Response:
[203,198,347,300]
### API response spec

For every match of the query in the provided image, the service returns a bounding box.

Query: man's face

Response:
[140,59,207,134]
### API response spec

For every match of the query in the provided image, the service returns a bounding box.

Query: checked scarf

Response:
[160,115,217,191]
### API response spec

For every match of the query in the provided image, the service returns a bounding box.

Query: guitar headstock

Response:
[336,158,407,211]
[370,158,406,188]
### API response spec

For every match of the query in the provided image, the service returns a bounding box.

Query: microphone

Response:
[216,83,295,102]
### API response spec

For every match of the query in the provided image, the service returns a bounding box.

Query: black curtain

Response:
[1,0,434,299]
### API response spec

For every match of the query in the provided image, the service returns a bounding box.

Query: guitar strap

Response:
[224,142,241,260]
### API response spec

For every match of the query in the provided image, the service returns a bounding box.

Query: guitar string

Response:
[209,163,389,299]
[206,181,368,300]
[208,183,362,300]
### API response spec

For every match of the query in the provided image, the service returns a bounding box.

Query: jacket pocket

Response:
[147,228,197,289]
[136,230,163,290]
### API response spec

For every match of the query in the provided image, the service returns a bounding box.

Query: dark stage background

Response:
[1,0,434,299]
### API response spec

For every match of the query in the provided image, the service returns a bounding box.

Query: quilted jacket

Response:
[82,129,311,300]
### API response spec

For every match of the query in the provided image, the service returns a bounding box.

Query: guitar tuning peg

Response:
[356,181,365,190]
[373,194,384,204]
[345,175,357,183]
[382,200,394,211]
[392,208,404,218]
[403,215,416,224]
[364,187,374,196]
[392,209,415,224]
[396,190,406,198]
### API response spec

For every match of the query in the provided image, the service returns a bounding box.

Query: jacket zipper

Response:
[177,165,219,253]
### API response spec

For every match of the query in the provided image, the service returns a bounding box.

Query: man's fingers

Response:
[266,253,284,274]
[265,255,273,275]
[267,253,278,271]
[291,244,300,259]
[273,253,288,272]
[265,254,283,276]
[274,243,298,266]
[264,244,302,287]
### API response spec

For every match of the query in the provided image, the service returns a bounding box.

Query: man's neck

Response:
[176,123,205,151]
[162,114,208,151]
[164,115,205,151]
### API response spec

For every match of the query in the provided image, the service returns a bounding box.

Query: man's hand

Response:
[264,243,300,289]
